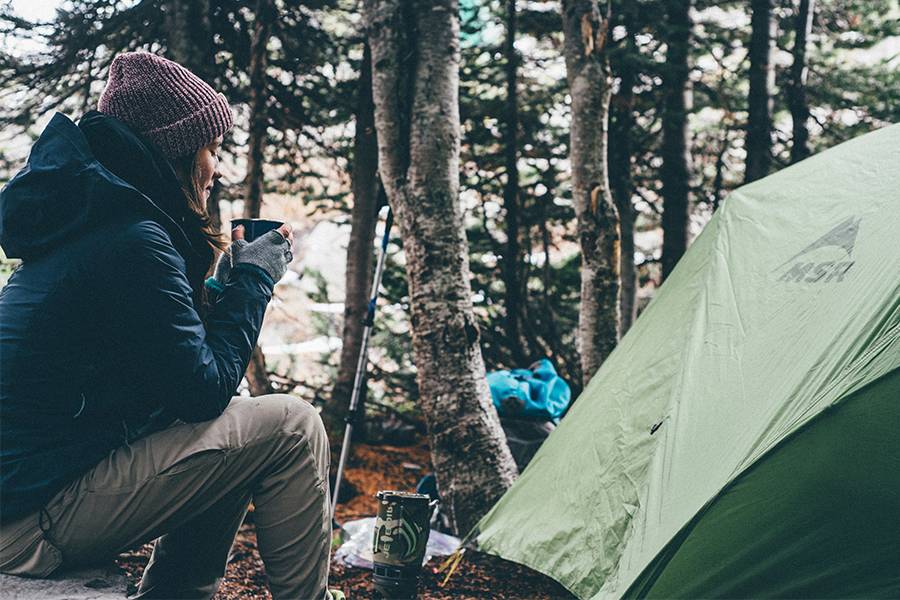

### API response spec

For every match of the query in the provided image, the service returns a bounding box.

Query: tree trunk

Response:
[163,0,221,225]
[503,0,526,366]
[609,8,637,332]
[712,131,728,212]
[242,0,274,397]
[81,49,95,114]
[365,0,518,535]
[326,41,380,435]
[247,345,273,396]
[660,0,692,282]
[789,0,814,164]
[243,0,272,220]
[165,0,214,81]
[745,0,775,183]
[561,0,621,387]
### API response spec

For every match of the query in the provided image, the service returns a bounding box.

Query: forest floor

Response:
[115,436,574,599]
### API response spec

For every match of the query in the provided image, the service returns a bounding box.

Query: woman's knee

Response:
[251,394,330,483]
[250,394,327,445]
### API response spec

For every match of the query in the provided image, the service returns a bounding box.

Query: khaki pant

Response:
[0,395,331,599]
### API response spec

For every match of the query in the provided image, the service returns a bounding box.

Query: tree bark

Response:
[712,132,728,212]
[243,0,272,220]
[608,7,637,332]
[789,0,814,164]
[81,49,95,115]
[326,41,380,435]
[365,0,518,535]
[561,0,621,387]
[165,0,214,82]
[163,0,221,225]
[242,0,274,397]
[503,0,526,365]
[660,0,692,282]
[247,345,273,396]
[745,0,775,183]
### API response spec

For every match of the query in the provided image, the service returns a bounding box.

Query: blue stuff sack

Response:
[487,358,571,422]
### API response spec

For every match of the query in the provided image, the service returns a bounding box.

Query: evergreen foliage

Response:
[1,0,896,411]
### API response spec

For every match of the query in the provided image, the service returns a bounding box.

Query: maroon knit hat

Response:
[98,52,233,161]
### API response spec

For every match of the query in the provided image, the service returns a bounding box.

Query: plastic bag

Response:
[334,517,461,569]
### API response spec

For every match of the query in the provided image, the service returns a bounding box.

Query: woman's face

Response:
[197,136,223,200]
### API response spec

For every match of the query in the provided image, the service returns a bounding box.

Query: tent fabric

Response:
[624,369,900,599]
[474,124,900,599]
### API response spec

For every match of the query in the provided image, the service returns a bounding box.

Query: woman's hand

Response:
[233,224,295,283]
[207,223,295,293]
[209,225,250,288]
[233,223,294,246]
[275,223,294,246]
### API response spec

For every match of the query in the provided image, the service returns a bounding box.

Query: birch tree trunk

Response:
[660,0,693,281]
[326,42,380,434]
[745,0,775,183]
[561,0,621,387]
[243,0,274,397]
[365,0,517,535]
[789,0,814,164]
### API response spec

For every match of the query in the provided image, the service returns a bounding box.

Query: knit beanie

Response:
[98,52,233,161]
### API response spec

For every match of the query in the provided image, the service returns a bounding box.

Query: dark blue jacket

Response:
[0,112,273,524]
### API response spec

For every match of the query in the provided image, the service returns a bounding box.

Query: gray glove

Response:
[233,229,293,283]
[210,239,249,289]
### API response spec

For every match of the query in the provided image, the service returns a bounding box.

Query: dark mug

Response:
[372,491,437,599]
[230,218,284,242]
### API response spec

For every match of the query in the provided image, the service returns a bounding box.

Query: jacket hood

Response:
[0,111,210,272]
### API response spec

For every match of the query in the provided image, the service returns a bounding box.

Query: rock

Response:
[0,565,128,599]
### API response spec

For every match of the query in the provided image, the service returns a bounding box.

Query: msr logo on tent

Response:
[775,216,860,284]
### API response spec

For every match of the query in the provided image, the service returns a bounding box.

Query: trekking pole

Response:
[331,207,394,521]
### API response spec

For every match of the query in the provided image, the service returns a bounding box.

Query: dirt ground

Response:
[116,439,574,599]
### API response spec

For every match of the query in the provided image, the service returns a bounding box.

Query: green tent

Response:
[475,124,900,599]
